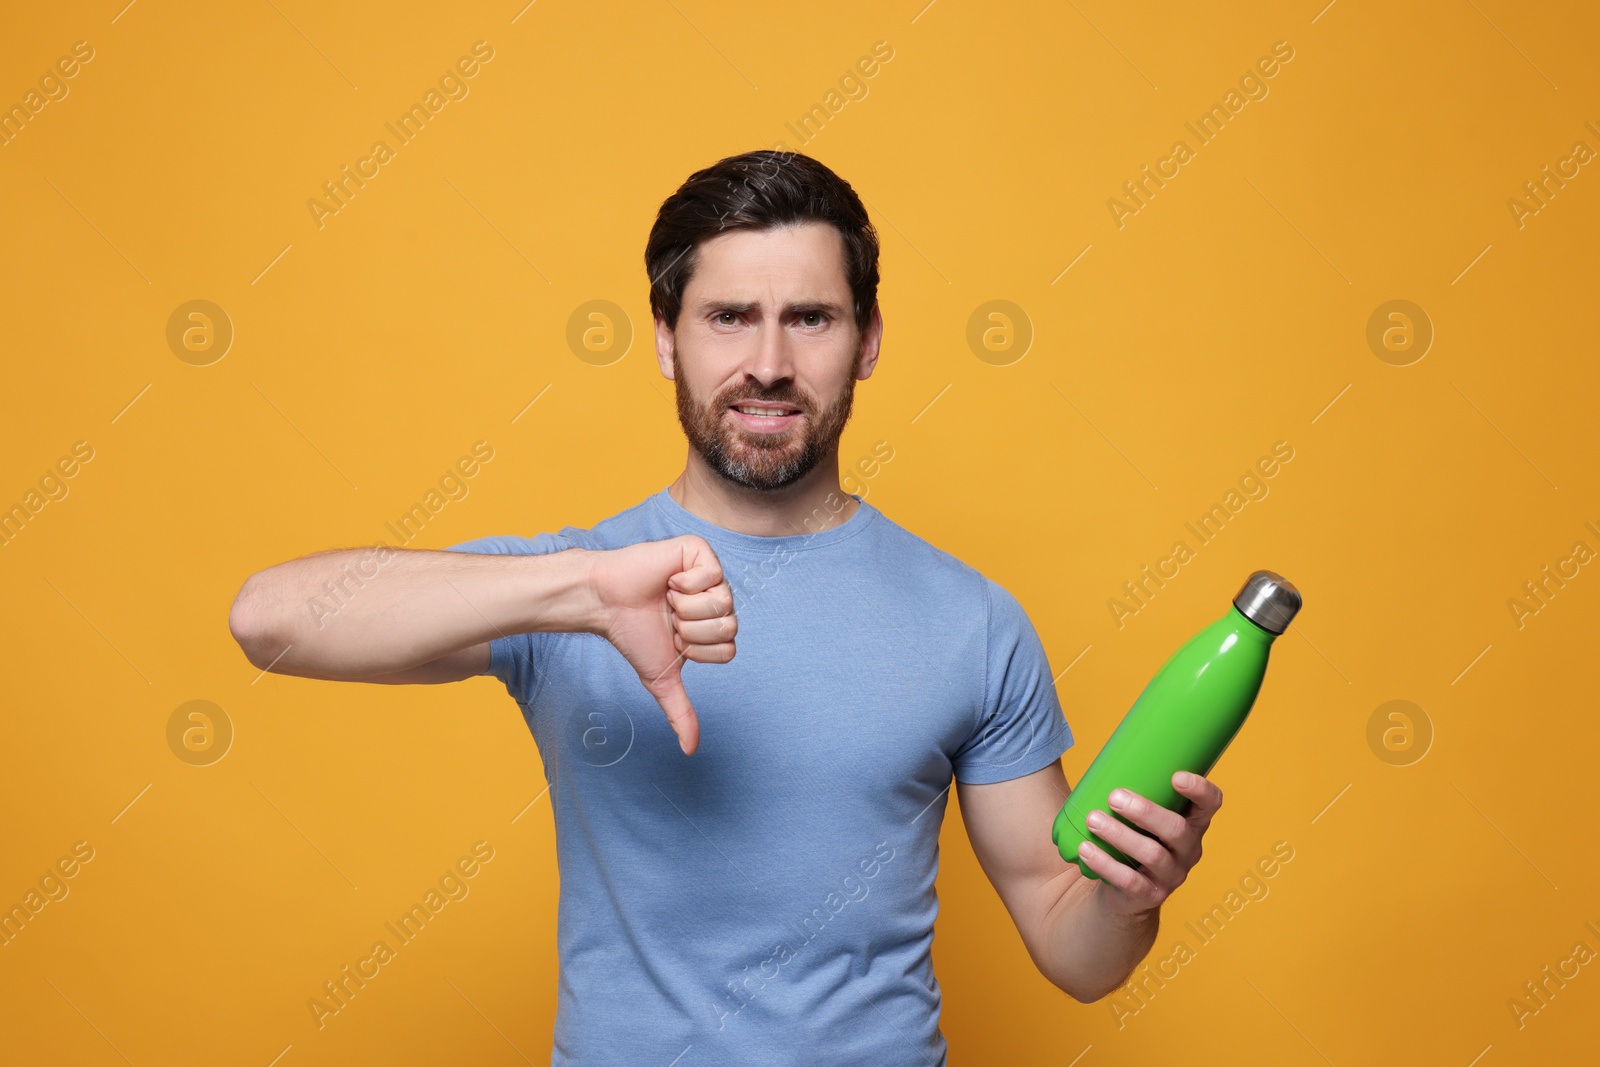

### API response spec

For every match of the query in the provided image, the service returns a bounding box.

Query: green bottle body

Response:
[1051,604,1279,879]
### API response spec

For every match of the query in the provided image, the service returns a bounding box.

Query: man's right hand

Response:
[586,535,737,755]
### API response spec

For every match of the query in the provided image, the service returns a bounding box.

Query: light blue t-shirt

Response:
[447,487,1074,1065]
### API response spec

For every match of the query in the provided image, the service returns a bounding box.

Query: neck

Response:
[667,449,859,537]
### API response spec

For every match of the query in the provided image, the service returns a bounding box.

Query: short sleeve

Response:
[951,579,1075,784]
[443,531,573,701]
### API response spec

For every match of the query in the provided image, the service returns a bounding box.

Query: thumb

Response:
[645,666,701,756]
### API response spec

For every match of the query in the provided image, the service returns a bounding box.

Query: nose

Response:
[743,312,796,392]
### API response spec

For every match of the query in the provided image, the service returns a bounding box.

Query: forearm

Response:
[228,545,598,678]
[1038,875,1160,1002]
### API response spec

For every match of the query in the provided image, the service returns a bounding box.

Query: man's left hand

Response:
[1076,771,1223,917]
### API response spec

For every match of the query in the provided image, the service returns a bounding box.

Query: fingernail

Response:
[1087,810,1108,831]
[1175,771,1194,787]
[1109,788,1131,809]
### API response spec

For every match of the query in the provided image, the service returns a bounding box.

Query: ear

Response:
[654,313,676,379]
[855,303,883,380]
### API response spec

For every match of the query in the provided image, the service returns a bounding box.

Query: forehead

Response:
[684,221,849,300]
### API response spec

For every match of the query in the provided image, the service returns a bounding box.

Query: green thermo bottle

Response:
[1052,570,1302,879]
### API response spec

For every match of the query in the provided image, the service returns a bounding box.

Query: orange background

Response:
[2,1,1597,1064]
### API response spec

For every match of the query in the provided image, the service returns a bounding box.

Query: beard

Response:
[673,350,856,492]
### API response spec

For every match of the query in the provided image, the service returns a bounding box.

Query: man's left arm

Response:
[955,759,1224,1002]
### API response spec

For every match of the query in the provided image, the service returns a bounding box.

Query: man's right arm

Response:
[228,534,738,755]
[226,545,601,684]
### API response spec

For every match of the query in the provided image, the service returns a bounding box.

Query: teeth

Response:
[734,407,794,416]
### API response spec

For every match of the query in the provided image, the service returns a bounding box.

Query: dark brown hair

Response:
[644,150,880,333]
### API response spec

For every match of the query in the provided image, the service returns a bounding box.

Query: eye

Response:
[715,312,739,325]
[800,312,827,327]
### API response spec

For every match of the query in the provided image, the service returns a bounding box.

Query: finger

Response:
[669,564,726,596]
[1076,839,1160,905]
[1087,809,1181,883]
[673,611,738,645]
[1173,771,1224,831]
[1108,788,1187,845]
[645,670,700,755]
[668,583,736,621]
[683,640,735,664]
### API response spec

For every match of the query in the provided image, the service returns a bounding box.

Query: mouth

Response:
[726,402,803,432]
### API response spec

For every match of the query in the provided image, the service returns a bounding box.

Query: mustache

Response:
[719,388,810,411]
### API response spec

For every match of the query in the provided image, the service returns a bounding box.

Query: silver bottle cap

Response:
[1233,570,1302,634]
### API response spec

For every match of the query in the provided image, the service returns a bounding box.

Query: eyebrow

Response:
[697,300,849,318]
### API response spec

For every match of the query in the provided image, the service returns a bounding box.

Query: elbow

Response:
[1058,977,1117,1005]
[1043,966,1104,1004]
[1048,952,1148,1003]
[228,576,278,670]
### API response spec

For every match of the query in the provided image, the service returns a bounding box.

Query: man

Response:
[228,149,1223,1065]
